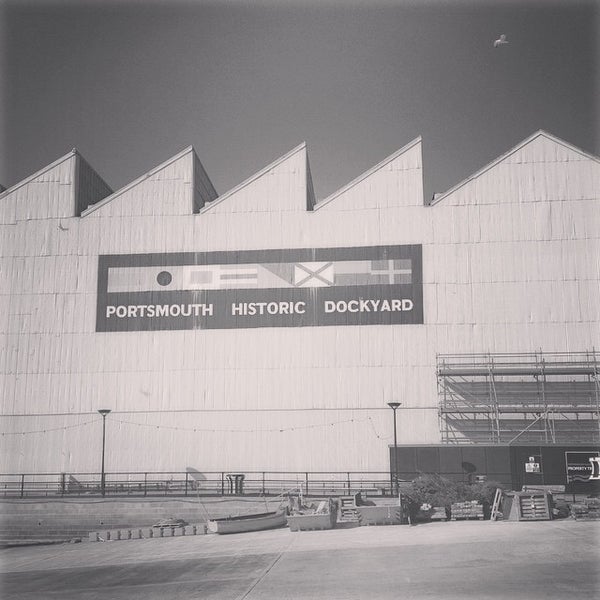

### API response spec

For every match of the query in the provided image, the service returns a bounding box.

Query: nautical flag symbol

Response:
[186,266,258,289]
[370,260,411,284]
[106,257,411,292]
[293,262,335,287]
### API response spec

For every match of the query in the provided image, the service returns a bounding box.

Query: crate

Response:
[288,512,337,531]
[357,505,402,526]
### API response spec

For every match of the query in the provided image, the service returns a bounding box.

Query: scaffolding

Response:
[437,351,600,445]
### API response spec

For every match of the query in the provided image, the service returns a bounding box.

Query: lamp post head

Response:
[387,402,401,410]
[98,409,111,417]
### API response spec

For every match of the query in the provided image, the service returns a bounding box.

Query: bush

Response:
[457,480,505,518]
[405,474,460,510]
[463,481,505,505]
[403,476,506,521]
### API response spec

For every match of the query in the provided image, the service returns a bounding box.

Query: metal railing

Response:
[0,471,394,499]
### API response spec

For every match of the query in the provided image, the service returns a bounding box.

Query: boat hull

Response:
[207,510,287,534]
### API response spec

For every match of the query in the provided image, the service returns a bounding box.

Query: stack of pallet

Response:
[571,498,600,521]
[450,501,484,521]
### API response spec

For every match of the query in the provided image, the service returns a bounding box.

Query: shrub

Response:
[462,480,505,506]
[405,474,460,509]
[458,480,505,518]
[402,476,507,521]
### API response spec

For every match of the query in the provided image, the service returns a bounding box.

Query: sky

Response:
[1,0,598,203]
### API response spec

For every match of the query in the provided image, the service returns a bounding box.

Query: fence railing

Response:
[0,471,396,499]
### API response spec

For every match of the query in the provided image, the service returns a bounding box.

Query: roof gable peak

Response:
[431,130,600,205]
[200,142,308,213]
[313,136,423,211]
[81,146,197,216]
[0,149,77,200]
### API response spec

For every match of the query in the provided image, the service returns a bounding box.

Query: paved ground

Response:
[1,519,598,599]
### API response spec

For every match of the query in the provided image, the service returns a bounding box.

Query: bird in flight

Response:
[494,34,509,47]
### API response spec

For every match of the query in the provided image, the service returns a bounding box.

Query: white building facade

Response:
[1,131,598,474]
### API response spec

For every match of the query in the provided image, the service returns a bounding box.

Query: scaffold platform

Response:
[437,351,600,445]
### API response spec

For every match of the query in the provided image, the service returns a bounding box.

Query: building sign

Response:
[96,245,423,332]
[525,456,542,474]
[565,451,600,484]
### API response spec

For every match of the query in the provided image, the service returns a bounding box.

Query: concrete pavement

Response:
[1,519,599,599]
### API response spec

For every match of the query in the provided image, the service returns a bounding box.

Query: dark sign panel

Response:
[565,451,600,487]
[96,245,423,332]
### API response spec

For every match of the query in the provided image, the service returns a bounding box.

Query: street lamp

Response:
[387,402,401,496]
[98,409,111,497]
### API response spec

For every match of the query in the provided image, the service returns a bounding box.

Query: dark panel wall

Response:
[391,445,512,486]
[511,446,600,493]
[390,445,600,492]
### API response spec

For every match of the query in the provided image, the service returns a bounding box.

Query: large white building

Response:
[1,131,599,477]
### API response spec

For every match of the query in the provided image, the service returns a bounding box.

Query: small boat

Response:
[207,508,288,534]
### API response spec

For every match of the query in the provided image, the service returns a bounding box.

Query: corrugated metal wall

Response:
[1,132,599,474]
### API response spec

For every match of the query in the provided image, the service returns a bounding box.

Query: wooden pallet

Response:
[518,495,551,520]
[490,488,503,521]
[338,496,360,522]
[504,492,552,521]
